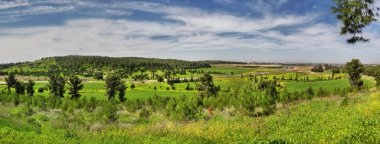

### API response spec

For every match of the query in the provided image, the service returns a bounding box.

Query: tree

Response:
[346,59,364,88]
[105,73,121,100]
[14,81,25,95]
[185,83,191,90]
[157,76,164,82]
[94,72,104,80]
[306,87,314,99]
[25,80,35,96]
[67,75,84,99]
[48,75,66,97]
[311,65,324,72]
[197,73,218,98]
[151,69,157,78]
[118,82,126,102]
[5,72,17,93]
[332,0,379,44]
[375,74,380,88]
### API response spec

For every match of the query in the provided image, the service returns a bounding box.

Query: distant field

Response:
[199,66,255,74]
[0,64,376,101]
[0,80,198,100]
[285,78,374,92]
[285,79,350,92]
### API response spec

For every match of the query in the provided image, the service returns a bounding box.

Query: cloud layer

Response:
[0,0,379,63]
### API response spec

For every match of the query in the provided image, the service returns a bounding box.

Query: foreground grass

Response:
[1,90,380,143]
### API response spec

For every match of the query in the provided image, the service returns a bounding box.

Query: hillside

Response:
[0,56,250,76]
[1,90,379,143]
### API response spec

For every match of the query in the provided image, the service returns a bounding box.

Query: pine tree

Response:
[5,72,17,93]
[26,80,35,96]
[105,73,121,100]
[67,75,84,99]
[118,82,126,102]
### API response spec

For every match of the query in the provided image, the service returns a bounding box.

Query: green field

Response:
[1,62,379,143]
[1,90,379,143]
[199,66,255,74]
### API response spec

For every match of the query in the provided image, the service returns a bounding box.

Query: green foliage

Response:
[118,82,126,102]
[375,75,380,88]
[5,72,17,93]
[94,72,103,80]
[139,107,151,119]
[105,73,121,100]
[100,100,118,123]
[67,75,84,99]
[305,87,315,99]
[197,73,218,98]
[37,87,45,93]
[25,80,35,96]
[14,81,25,95]
[157,76,164,82]
[332,0,379,44]
[346,59,364,88]
[165,96,203,121]
[311,65,324,72]
[48,75,66,97]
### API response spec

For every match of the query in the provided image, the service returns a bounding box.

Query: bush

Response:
[130,83,135,89]
[85,96,97,112]
[311,65,324,72]
[139,107,151,119]
[38,87,45,93]
[100,100,118,123]
[157,76,164,82]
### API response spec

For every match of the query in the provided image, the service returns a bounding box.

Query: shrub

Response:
[157,76,164,82]
[139,107,151,119]
[38,87,45,93]
[101,100,118,123]
[311,65,324,72]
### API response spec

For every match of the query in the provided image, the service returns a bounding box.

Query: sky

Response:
[0,0,380,64]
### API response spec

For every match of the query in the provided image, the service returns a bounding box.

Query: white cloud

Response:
[0,0,29,10]
[0,1,379,63]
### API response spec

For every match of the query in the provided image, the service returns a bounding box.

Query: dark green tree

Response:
[94,72,104,80]
[67,75,84,99]
[118,81,126,102]
[48,75,66,97]
[306,87,315,99]
[5,72,17,93]
[14,81,25,95]
[25,80,35,96]
[346,59,364,88]
[157,76,164,82]
[105,73,121,100]
[130,83,135,89]
[375,74,380,88]
[311,65,324,72]
[185,83,191,90]
[197,73,218,98]
[332,0,379,44]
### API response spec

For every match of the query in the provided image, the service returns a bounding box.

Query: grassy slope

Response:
[0,58,57,73]
[1,90,380,143]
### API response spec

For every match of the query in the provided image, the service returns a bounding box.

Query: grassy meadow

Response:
[0,63,379,143]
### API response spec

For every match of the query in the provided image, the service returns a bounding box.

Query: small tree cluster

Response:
[311,65,324,72]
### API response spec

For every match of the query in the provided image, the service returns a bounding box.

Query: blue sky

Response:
[0,0,379,64]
